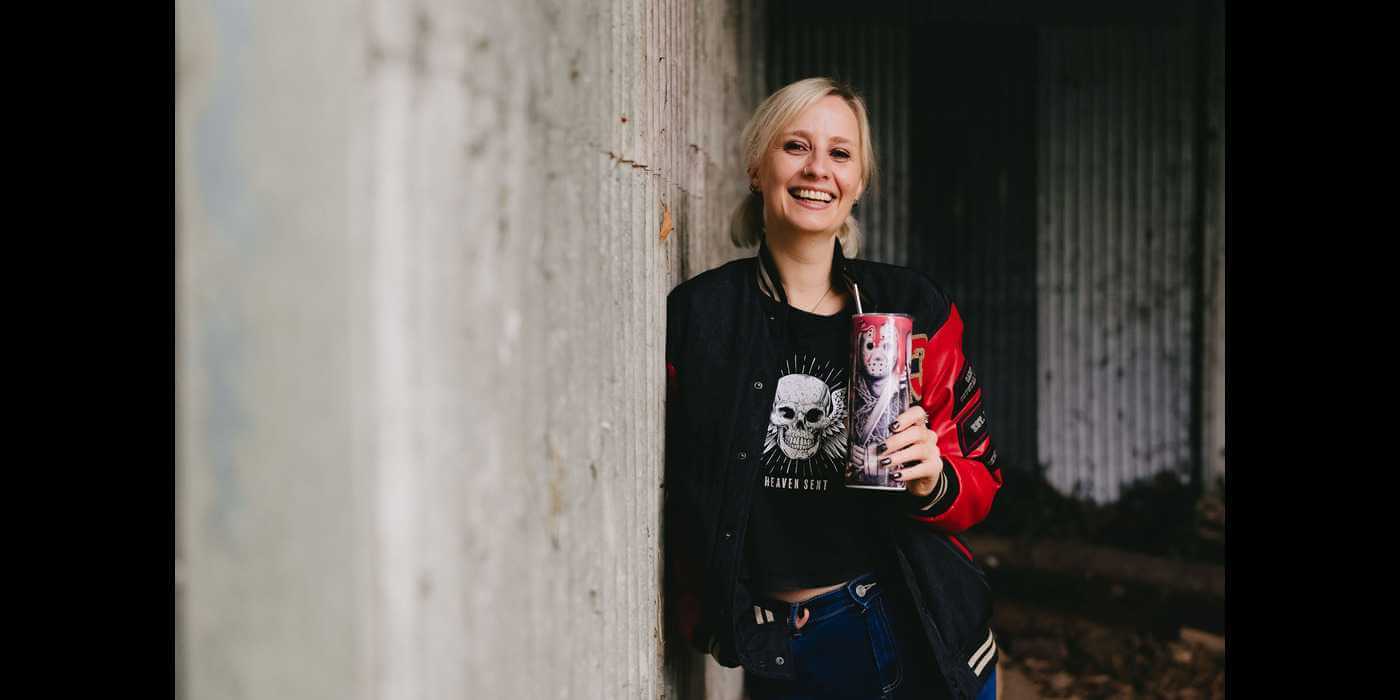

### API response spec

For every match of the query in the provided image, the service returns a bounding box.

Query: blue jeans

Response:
[744,573,996,700]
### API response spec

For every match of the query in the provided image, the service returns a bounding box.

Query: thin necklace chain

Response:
[792,284,832,313]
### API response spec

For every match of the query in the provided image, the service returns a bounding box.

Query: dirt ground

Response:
[991,599,1224,699]
[971,474,1227,699]
[997,662,1044,699]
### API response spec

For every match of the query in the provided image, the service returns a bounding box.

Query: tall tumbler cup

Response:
[844,313,914,490]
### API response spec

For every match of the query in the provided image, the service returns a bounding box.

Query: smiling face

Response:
[752,94,866,237]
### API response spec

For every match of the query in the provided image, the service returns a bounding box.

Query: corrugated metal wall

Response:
[1037,23,1201,502]
[1200,0,1227,492]
[763,2,912,265]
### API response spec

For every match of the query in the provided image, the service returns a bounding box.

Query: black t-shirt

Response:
[742,292,883,592]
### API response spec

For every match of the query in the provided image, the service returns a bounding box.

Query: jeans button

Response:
[753,380,763,390]
[723,531,733,540]
[774,656,784,666]
[737,451,747,460]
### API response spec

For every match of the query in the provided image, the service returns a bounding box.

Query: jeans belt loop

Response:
[847,573,879,610]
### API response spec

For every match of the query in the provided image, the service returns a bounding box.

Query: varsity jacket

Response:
[664,237,1005,700]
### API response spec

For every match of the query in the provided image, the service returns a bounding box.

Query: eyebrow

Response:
[785,130,854,146]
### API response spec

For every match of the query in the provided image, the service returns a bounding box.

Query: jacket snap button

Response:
[737,451,747,460]
[775,656,784,666]
[753,380,763,390]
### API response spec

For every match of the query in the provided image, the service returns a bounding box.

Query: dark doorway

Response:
[908,21,1040,481]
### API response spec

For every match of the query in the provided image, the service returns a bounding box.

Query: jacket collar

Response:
[755,235,872,312]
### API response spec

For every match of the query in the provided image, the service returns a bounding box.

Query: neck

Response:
[764,226,839,300]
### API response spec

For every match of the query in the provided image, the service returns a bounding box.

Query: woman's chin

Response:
[774,215,844,236]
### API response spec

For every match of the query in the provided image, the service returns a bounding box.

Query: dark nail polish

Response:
[876,442,887,454]
[889,421,900,432]
[892,471,902,481]
[879,457,892,467]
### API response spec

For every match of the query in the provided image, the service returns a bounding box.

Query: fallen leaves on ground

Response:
[994,599,1224,699]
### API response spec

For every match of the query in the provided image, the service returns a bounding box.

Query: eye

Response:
[783,140,808,153]
[831,149,851,160]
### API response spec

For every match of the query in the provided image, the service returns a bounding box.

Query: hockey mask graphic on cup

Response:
[857,322,899,379]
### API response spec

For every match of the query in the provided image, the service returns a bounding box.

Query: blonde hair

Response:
[729,77,877,257]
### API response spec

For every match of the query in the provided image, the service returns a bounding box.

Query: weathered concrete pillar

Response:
[176,1,760,698]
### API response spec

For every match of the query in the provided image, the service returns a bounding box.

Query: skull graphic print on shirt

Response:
[762,354,848,487]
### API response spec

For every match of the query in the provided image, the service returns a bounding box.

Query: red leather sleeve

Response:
[906,303,1004,532]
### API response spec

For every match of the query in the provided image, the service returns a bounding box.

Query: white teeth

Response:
[790,188,833,203]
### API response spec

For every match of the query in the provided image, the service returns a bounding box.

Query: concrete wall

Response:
[176,1,760,698]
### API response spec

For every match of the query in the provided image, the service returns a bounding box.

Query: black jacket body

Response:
[665,238,1004,700]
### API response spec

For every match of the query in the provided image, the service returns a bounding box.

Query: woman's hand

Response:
[877,405,943,498]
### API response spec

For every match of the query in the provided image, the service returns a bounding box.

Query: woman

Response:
[665,77,1004,700]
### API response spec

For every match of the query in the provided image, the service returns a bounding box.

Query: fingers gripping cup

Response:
[844,313,914,490]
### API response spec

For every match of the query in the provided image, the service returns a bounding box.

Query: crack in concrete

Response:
[602,151,699,198]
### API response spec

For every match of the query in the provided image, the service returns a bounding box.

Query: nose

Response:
[802,150,831,179]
